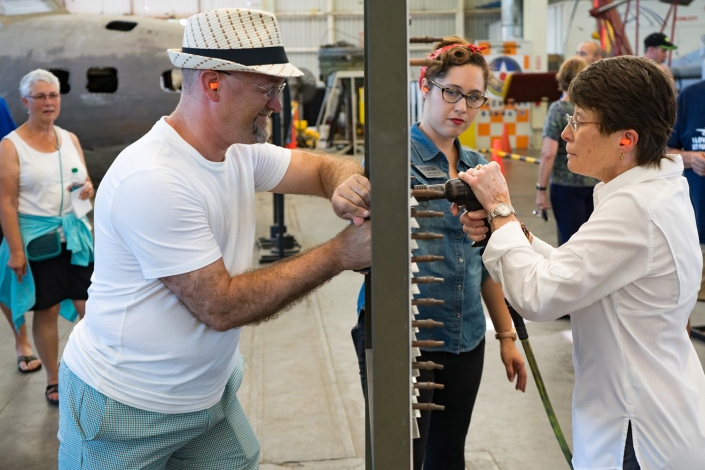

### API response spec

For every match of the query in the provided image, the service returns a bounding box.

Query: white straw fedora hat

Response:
[168,8,303,78]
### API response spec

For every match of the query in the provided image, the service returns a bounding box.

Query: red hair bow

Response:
[418,43,485,89]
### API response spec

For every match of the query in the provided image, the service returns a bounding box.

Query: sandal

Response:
[17,355,42,373]
[45,384,59,406]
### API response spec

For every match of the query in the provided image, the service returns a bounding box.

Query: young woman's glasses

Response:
[221,71,286,100]
[566,114,599,132]
[26,92,60,102]
[428,79,487,109]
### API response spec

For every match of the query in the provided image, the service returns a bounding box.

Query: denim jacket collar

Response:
[410,122,476,168]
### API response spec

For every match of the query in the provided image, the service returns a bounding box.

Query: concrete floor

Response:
[1,158,705,470]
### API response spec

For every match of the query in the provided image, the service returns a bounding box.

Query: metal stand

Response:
[257,89,301,263]
[317,70,365,156]
[364,0,412,467]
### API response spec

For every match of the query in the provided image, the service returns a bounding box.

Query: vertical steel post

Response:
[364,0,411,468]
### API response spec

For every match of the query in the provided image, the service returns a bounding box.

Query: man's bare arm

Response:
[272,150,370,224]
[161,222,370,331]
[272,150,363,198]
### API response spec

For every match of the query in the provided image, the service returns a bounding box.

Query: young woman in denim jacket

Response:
[352,37,527,470]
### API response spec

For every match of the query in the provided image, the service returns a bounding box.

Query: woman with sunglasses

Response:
[352,37,526,470]
[0,69,94,405]
[459,56,705,468]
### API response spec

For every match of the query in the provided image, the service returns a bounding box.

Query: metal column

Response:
[364,0,411,468]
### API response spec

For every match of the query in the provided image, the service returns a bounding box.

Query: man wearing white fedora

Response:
[57,8,370,469]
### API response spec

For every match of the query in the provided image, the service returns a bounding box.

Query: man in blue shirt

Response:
[0,97,15,137]
[667,79,705,300]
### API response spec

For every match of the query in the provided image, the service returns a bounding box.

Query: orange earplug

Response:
[209,82,219,90]
[620,138,631,146]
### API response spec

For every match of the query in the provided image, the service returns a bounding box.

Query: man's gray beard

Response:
[253,119,269,144]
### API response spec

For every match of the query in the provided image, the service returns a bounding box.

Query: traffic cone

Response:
[500,123,512,154]
[491,138,505,175]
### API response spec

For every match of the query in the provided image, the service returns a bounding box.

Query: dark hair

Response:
[568,56,676,168]
[556,56,588,92]
[424,36,493,91]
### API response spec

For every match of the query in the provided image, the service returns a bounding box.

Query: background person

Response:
[0,69,94,405]
[0,94,41,374]
[536,56,598,246]
[643,32,677,79]
[352,37,526,470]
[459,56,705,469]
[575,41,604,64]
[667,79,705,302]
[58,9,371,470]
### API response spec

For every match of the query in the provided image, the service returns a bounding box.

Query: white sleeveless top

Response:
[4,126,87,217]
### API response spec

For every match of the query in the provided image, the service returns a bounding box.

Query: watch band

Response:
[536,184,547,191]
[487,203,515,224]
[495,328,517,341]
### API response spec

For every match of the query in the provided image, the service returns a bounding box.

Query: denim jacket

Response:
[358,123,489,353]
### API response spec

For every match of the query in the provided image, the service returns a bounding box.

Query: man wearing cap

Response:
[575,41,604,64]
[667,79,705,304]
[643,32,677,78]
[57,8,370,469]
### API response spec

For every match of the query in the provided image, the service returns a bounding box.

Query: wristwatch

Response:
[487,203,515,224]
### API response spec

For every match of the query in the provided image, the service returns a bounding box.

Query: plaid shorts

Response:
[58,355,259,469]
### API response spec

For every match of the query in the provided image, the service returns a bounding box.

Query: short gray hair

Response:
[180,68,201,95]
[19,69,60,97]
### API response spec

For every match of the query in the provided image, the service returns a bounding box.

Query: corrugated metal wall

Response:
[333,0,363,13]
[274,0,328,13]
[60,0,505,81]
[63,0,131,14]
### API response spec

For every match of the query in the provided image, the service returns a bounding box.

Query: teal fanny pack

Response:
[26,231,61,262]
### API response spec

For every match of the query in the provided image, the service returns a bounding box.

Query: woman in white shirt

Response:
[0,69,95,406]
[458,56,705,469]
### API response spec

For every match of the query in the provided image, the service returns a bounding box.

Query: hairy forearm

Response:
[319,156,364,199]
[177,241,344,331]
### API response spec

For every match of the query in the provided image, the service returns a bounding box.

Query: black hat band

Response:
[182,46,289,66]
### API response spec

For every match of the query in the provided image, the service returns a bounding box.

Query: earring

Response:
[619,152,624,160]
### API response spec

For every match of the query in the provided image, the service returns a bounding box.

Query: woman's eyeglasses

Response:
[428,79,488,109]
[26,93,60,102]
[566,114,599,132]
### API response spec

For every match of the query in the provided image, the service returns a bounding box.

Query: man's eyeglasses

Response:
[220,71,286,100]
[566,114,599,132]
[428,79,488,109]
[26,92,60,102]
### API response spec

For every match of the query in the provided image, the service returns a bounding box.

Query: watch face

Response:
[497,204,511,217]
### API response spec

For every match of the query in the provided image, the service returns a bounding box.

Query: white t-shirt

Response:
[62,118,291,413]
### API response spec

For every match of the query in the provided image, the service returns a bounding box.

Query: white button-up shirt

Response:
[484,155,705,469]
